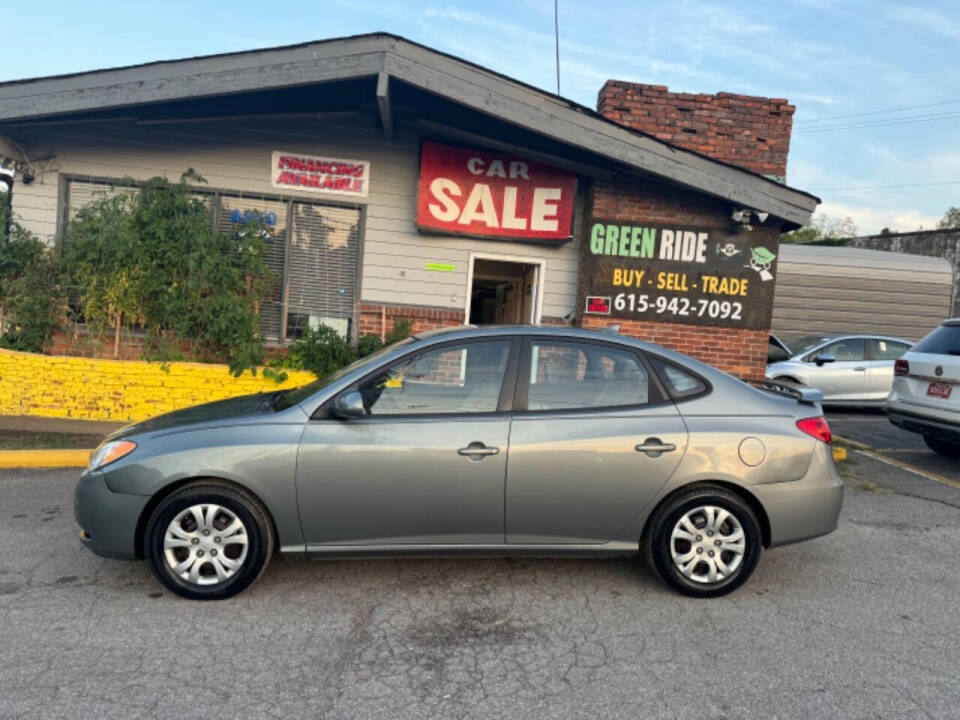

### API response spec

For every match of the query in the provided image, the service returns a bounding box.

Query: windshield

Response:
[273,337,417,411]
[912,324,960,355]
[788,335,831,357]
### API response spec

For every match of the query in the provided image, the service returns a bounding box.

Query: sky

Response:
[3,0,959,234]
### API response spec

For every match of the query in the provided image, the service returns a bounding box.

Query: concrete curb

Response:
[0,449,92,468]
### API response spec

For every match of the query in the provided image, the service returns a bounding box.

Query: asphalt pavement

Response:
[826,408,960,484]
[2,459,959,719]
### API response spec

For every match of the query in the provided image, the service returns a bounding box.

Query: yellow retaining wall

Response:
[0,348,316,423]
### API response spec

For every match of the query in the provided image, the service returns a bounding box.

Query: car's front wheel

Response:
[645,485,762,598]
[923,433,960,458]
[144,480,274,600]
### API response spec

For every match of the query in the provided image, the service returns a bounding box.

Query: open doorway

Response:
[467,255,544,325]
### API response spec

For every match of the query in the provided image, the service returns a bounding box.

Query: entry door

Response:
[296,339,517,546]
[810,338,868,402]
[506,339,687,544]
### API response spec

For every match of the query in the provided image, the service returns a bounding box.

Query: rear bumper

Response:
[74,471,149,560]
[752,442,844,547]
[887,402,960,441]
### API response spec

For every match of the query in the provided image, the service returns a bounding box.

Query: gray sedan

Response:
[766,334,912,406]
[75,326,843,600]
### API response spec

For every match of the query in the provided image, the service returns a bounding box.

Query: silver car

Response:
[766,334,912,406]
[75,326,843,600]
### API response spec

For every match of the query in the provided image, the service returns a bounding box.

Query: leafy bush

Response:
[0,201,67,352]
[62,171,275,374]
[270,319,416,381]
[281,324,358,377]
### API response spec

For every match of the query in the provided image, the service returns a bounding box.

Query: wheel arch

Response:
[640,480,772,549]
[133,476,279,560]
[772,374,803,385]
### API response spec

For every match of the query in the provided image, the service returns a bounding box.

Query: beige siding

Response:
[772,245,954,342]
[9,115,581,319]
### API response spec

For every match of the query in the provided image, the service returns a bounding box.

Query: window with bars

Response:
[62,178,361,343]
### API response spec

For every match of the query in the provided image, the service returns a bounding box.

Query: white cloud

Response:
[815,202,940,235]
[886,5,960,40]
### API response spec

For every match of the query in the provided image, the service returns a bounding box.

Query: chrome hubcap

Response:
[670,505,745,584]
[163,504,248,586]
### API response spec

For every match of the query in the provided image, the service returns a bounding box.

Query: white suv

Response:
[887,319,960,457]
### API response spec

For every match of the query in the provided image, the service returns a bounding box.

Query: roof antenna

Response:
[554,0,561,95]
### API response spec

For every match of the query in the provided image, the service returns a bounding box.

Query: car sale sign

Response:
[416,141,575,242]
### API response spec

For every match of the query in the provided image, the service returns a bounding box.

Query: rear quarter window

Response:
[912,325,960,356]
[649,357,708,399]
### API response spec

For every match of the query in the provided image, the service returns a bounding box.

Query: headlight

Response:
[87,440,137,472]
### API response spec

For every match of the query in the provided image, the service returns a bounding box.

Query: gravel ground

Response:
[1,459,958,720]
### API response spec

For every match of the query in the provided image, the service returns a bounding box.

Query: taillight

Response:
[894,358,909,376]
[797,416,832,444]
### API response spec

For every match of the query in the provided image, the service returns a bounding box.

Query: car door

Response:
[296,337,519,546]
[808,338,868,402]
[505,337,687,545]
[865,338,911,401]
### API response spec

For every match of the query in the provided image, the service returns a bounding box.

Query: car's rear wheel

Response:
[144,480,274,600]
[923,433,960,458]
[645,485,761,598]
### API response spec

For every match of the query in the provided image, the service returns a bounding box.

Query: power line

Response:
[795,97,960,124]
[811,180,960,192]
[795,110,960,133]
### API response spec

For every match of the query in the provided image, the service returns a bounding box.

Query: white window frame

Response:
[463,251,546,325]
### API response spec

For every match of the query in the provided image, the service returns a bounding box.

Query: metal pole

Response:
[554,0,561,95]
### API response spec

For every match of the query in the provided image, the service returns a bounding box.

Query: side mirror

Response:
[334,391,365,419]
[815,355,836,366]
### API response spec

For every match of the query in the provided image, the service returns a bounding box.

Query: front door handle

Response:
[635,438,677,458]
[458,442,500,459]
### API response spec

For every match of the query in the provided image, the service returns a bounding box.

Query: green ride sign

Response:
[578,219,781,330]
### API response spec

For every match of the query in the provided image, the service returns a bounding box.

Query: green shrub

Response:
[281,324,358,377]
[0,202,67,352]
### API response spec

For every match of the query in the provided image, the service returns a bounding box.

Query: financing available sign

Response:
[580,219,780,330]
[270,151,370,197]
[416,141,576,242]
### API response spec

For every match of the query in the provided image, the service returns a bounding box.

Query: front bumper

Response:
[751,441,844,547]
[74,471,150,560]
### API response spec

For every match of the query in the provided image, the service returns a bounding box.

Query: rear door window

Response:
[870,339,911,360]
[648,357,708,399]
[525,341,652,411]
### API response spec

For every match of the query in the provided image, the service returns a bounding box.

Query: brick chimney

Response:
[598,80,795,181]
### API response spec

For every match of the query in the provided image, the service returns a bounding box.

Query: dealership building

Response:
[0,33,818,378]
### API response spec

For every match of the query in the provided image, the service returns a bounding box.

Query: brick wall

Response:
[0,348,315,422]
[581,179,773,379]
[598,81,795,179]
[358,303,465,339]
[580,316,768,380]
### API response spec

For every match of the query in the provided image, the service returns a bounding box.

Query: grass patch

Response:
[0,431,99,450]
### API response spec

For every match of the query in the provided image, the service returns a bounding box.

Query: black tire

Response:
[144,480,274,600]
[923,433,960,458]
[644,485,762,598]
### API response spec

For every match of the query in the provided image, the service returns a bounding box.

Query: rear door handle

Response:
[854,367,866,372]
[458,442,500,459]
[635,438,677,457]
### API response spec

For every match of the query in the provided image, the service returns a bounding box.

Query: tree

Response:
[63,171,276,374]
[781,214,857,245]
[938,206,960,229]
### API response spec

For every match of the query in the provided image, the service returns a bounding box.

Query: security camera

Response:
[755,211,769,223]
[21,170,34,185]
[730,208,751,224]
